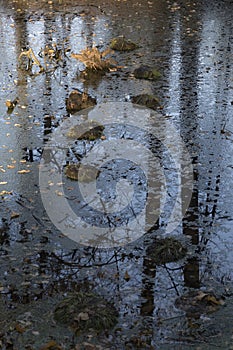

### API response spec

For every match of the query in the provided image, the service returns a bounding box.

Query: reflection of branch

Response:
[164,265,180,296]
[50,249,122,268]
[205,174,220,220]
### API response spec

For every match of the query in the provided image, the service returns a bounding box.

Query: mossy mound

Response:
[131,94,160,110]
[54,292,118,334]
[147,237,187,264]
[133,65,161,80]
[66,120,104,141]
[66,90,96,114]
[64,164,99,182]
[110,37,138,51]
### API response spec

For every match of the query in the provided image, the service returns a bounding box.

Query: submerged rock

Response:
[110,36,138,51]
[133,65,161,80]
[54,292,118,334]
[66,90,96,114]
[146,237,187,264]
[66,120,104,141]
[64,163,99,182]
[131,94,160,110]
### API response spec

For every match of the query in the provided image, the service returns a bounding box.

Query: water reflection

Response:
[0,0,233,348]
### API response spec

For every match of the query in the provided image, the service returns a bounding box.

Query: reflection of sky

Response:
[165,15,182,119]
[0,16,17,109]
[0,4,232,287]
[27,20,45,52]
[197,14,233,279]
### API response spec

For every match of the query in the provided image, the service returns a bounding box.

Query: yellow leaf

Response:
[55,190,63,196]
[18,169,30,174]
[5,100,13,108]
[0,190,11,195]
[0,182,7,185]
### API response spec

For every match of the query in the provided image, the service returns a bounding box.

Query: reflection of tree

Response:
[182,158,200,289]
[141,248,157,317]
[0,218,10,246]
[178,7,201,289]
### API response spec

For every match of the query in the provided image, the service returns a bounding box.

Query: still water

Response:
[0,0,233,349]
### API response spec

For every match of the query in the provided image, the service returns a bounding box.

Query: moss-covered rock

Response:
[131,94,160,110]
[110,37,138,51]
[66,90,96,114]
[146,237,187,264]
[54,292,118,334]
[66,120,104,141]
[64,164,99,182]
[134,65,161,80]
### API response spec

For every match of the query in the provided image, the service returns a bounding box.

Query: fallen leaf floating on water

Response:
[39,340,63,350]
[5,98,19,113]
[0,190,12,195]
[0,182,7,185]
[196,291,225,305]
[124,271,130,281]
[11,211,20,219]
[15,323,26,334]
[18,169,31,174]
[55,190,63,196]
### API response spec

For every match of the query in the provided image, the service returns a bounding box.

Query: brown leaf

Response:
[40,340,63,350]
[124,271,130,281]
[15,323,26,333]
[11,211,20,219]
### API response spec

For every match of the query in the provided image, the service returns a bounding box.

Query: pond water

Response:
[0,0,233,349]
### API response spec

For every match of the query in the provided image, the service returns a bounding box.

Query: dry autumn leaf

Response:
[196,291,225,306]
[11,211,20,219]
[15,323,26,334]
[0,190,11,195]
[71,47,116,71]
[124,271,130,281]
[39,340,63,350]
[18,169,31,174]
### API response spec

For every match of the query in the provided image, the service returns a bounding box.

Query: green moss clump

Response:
[110,37,138,51]
[66,90,96,114]
[147,237,187,264]
[134,65,161,80]
[131,94,160,110]
[54,292,118,334]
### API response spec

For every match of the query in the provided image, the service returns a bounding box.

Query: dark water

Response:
[0,0,233,349]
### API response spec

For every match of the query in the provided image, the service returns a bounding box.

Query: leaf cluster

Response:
[71,47,116,71]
